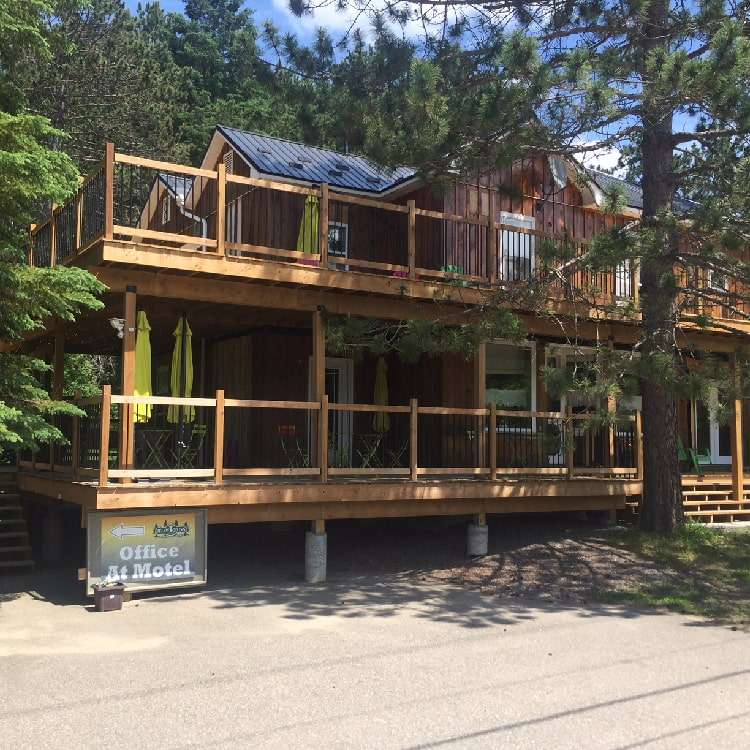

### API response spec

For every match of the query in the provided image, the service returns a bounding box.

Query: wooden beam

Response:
[92,476,638,512]
[311,519,325,534]
[104,142,114,240]
[312,309,326,402]
[473,341,486,408]
[635,410,644,480]
[99,385,111,486]
[214,389,224,484]
[731,354,744,502]
[119,286,136,476]
[607,394,616,468]
[216,162,226,257]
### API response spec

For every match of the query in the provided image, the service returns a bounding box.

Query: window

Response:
[486,343,535,411]
[223,150,234,175]
[328,221,348,258]
[499,212,535,282]
[708,269,727,291]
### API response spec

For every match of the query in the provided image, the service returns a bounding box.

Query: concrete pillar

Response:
[467,513,488,557]
[41,507,64,564]
[305,520,327,583]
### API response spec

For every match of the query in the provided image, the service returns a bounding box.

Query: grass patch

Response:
[595,524,750,626]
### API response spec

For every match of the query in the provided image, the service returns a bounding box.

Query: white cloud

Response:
[574,142,626,177]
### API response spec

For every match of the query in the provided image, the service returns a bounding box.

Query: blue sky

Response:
[124,0,357,42]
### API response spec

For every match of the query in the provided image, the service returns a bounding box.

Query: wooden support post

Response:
[52,332,65,400]
[635,410,644,481]
[49,203,58,267]
[607,395,616,468]
[487,191,496,284]
[214,389,225,484]
[410,398,418,480]
[319,394,329,482]
[319,183,329,268]
[474,342,487,469]
[312,309,326,402]
[71,391,81,481]
[565,402,575,479]
[104,142,115,240]
[312,519,325,535]
[632,260,640,307]
[99,385,111,486]
[473,341,486,408]
[407,199,416,280]
[474,512,487,526]
[489,403,497,480]
[731,354,744,502]
[216,162,226,256]
[119,286,136,477]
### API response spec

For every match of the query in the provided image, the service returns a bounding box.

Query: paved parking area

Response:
[1,518,749,749]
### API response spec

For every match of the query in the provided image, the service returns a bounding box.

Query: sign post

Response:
[86,509,207,595]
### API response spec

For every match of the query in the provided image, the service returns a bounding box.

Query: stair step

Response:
[686,509,750,517]
[0,530,28,540]
[0,505,23,515]
[0,518,26,527]
[683,490,733,496]
[0,545,32,554]
[0,559,34,570]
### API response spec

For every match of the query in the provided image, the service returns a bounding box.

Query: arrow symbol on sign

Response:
[110,523,145,539]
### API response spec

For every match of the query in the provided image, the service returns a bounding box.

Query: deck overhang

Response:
[18,471,639,524]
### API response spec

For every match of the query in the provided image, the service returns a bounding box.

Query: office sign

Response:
[87,509,207,594]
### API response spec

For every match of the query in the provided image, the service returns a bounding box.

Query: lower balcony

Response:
[18,393,642,523]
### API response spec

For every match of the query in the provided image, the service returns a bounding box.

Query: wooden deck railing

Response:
[28,144,642,302]
[18,389,643,486]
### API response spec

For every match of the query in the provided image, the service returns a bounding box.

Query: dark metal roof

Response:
[217,125,417,195]
[588,169,695,214]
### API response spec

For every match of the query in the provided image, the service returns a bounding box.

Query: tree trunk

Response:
[637,0,684,533]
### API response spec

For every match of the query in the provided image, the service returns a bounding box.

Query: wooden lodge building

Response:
[18,127,750,581]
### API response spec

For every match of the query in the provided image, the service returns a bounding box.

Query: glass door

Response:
[308,357,353,467]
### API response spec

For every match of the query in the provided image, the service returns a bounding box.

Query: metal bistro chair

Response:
[174,424,208,469]
[278,424,311,469]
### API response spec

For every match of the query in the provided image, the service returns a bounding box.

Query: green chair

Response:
[677,437,710,474]
[178,424,208,468]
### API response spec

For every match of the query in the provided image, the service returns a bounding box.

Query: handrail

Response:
[18,391,641,485]
[27,143,637,303]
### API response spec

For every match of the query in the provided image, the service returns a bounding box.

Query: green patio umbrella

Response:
[296,195,319,254]
[133,311,152,422]
[167,316,194,424]
[373,357,390,433]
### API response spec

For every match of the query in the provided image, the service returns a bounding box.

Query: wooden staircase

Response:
[681,476,750,523]
[0,471,34,573]
[625,475,750,523]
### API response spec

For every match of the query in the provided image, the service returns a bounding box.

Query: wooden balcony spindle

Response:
[634,410,644,481]
[72,390,81,481]
[319,394,329,482]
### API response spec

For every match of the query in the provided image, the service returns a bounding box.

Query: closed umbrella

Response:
[133,311,152,422]
[373,357,390,433]
[296,195,319,254]
[167,316,194,424]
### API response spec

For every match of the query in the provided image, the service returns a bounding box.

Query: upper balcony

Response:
[29,145,645,316]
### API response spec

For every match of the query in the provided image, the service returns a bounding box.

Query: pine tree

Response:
[0,0,104,452]
[290,0,750,532]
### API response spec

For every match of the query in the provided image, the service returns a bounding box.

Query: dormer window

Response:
[161,197,170,225]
